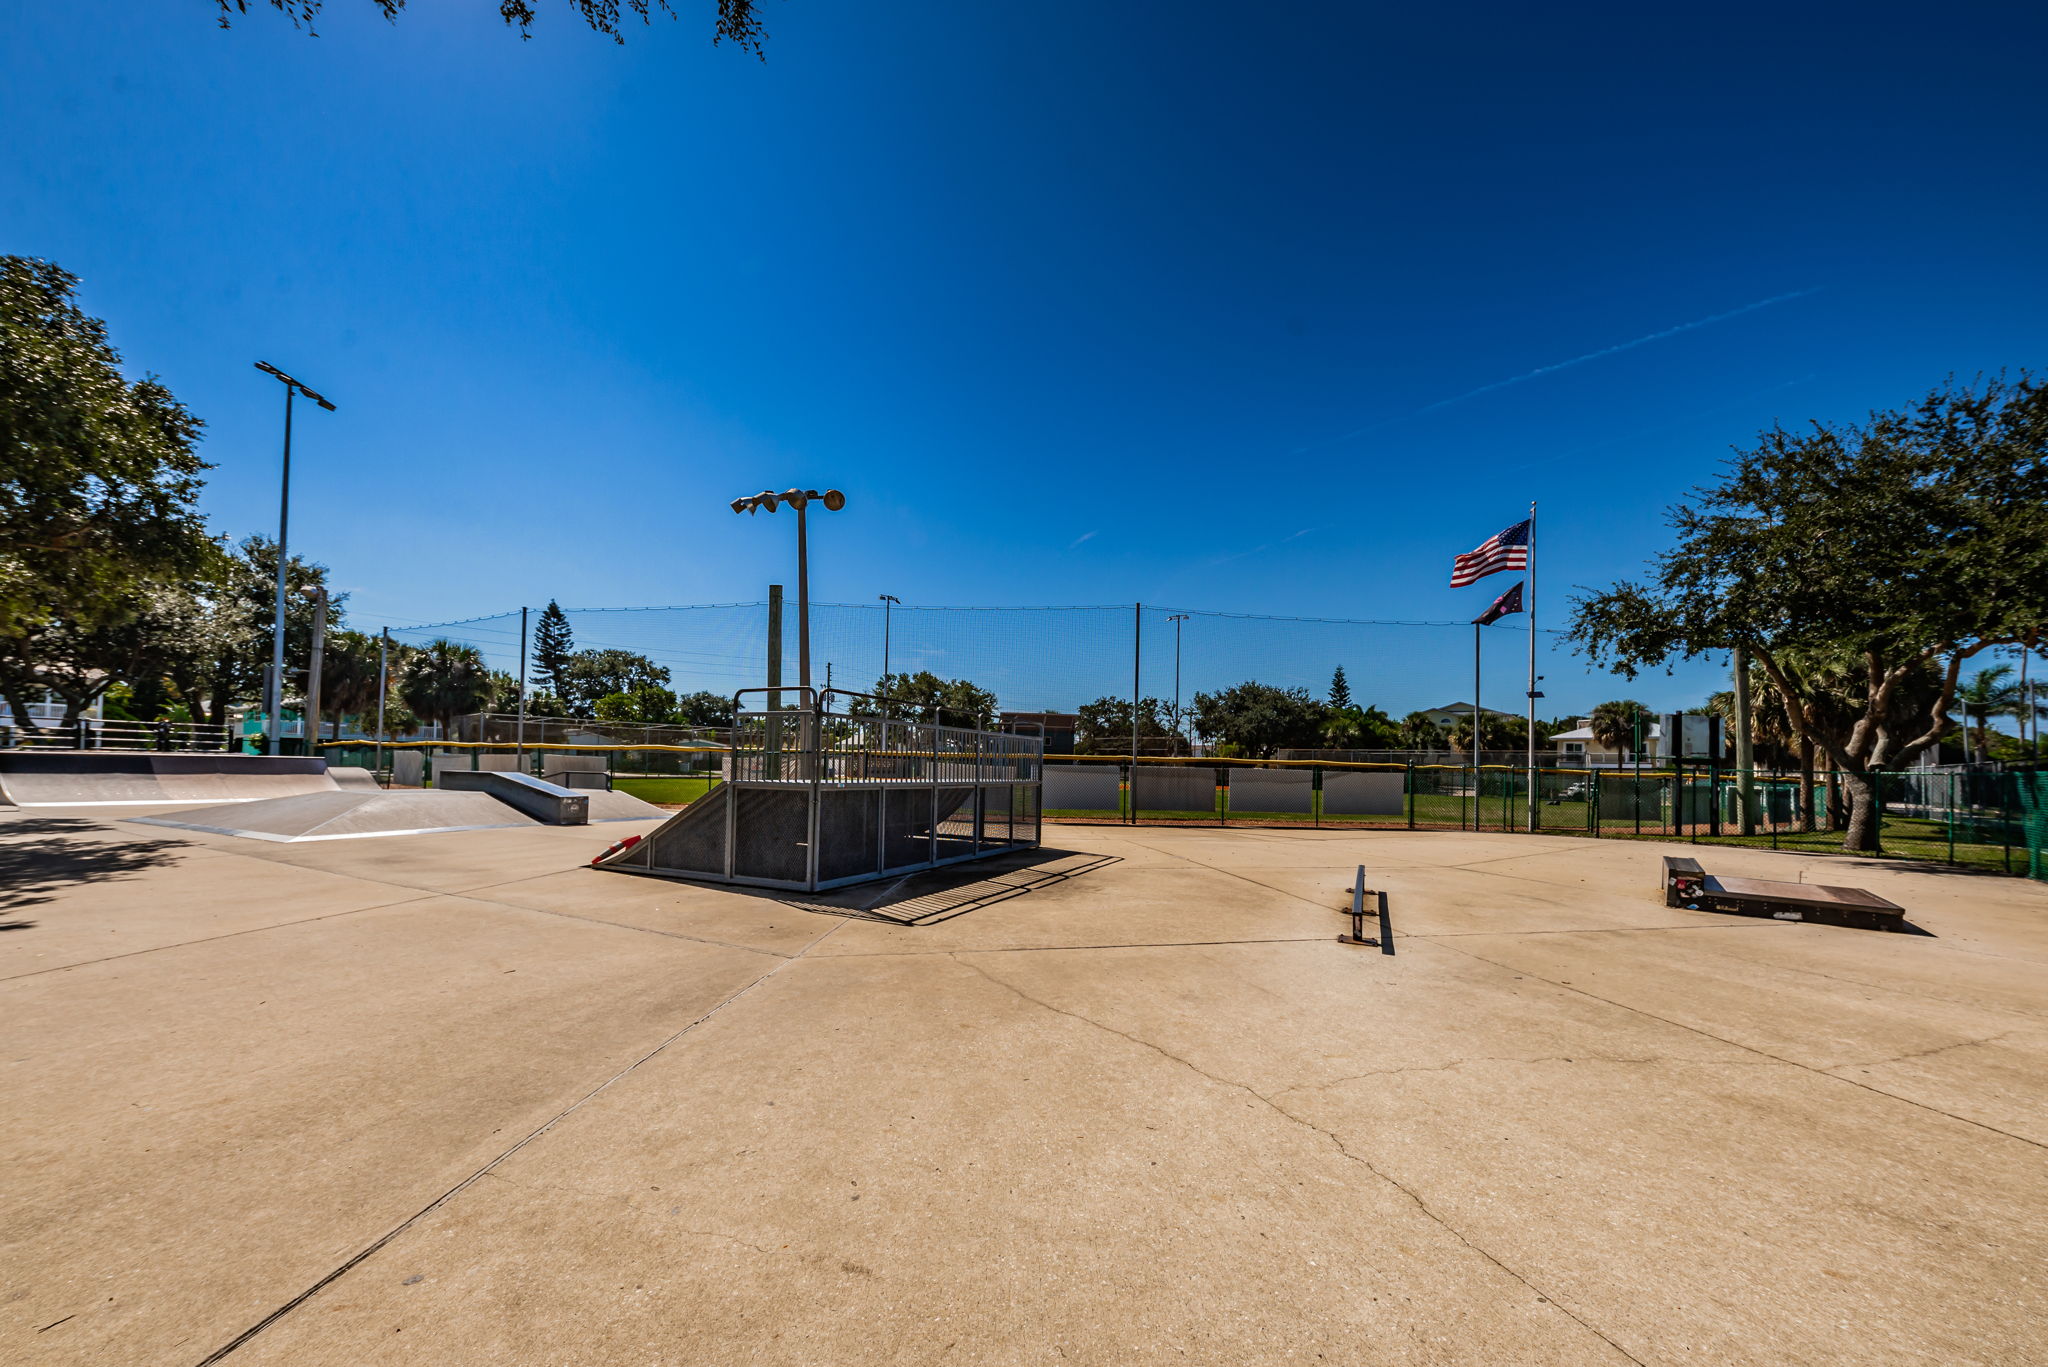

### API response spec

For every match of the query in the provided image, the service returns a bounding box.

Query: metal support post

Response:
[304,587,327,757]
[375,629,390,775]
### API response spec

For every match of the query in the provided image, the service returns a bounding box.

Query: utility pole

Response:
[1732,645,1756,834]
[1131,604,1142,821]
[1168,613,1189,753]
[516,605,529,766]
[304,588,328,757]
[375,628,390,775]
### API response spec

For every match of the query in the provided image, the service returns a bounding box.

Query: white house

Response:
[1416,701,1520,731]
[1549,714,1720,766]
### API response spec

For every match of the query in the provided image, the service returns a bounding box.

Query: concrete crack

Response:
[190,920,847,1365]
[952,955,1648,1367]
[1830,1030,2025,1071]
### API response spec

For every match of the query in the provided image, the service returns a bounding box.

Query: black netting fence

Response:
[359,600,2047,880]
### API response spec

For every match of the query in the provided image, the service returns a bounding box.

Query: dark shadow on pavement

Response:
[0,815,187,925]
[766,847,1123,925]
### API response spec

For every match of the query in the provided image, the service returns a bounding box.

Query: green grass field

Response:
[614,775,717,805]
[1043,794,2029,874]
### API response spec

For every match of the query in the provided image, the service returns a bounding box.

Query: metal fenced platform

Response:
[596,688,1043,892]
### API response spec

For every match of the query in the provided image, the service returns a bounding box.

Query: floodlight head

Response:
[254,360,285,380]
[821,489,847,511]
[781,489,809,510]
[311,395,337,411]
[731,498,750,514]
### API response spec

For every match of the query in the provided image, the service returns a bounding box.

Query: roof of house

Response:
[1552,723,1663,743]
[1425,702,1520,717]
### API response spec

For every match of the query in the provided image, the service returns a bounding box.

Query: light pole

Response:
[253,361,335,755]
[879,594,900,687]
[731,488,847,696]
[1167,613,1189,751]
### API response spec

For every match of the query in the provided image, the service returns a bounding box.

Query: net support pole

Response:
[1733,644,1756,834]
[375,628,389,774]
[1131,602,1142,823]
[1472,622,1482,832]
[305,587,327,758]
[1526,499,1537,833]
[516,605,529,766]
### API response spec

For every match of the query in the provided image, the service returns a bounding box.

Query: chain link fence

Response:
[1039,757,2048,880]
[368,600,2044,879]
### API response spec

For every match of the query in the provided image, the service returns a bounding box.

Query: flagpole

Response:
[1526,500,1538,833]
[1472,621,1482,832]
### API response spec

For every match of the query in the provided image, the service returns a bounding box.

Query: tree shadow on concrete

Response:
[0,816,187,929]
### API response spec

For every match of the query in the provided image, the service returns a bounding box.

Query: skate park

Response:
[10,11,2048,1362]
[4,754,2046,1366]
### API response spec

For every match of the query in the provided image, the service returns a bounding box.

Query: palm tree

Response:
[1588,699,1651,762]
[1954,665,2020,763]
[315,630,385,742]
[1399,712,1446,752]
[398,639,493,738]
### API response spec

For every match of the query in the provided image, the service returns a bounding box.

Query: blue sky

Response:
[6,1,2045,714]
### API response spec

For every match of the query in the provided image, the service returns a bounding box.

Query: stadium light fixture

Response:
[878,594,901,703]
[253,361,337,755]
[732,488,846,692]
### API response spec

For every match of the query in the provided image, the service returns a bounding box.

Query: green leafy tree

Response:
[1450,712,1527,754]
[1322,703,1399,749]
[180,536,345,729]
[531,600,574,701]
[217,0,770,52]
[1,257,218,726]
[1191,682,1325,758]
[593,682,678,725]
[1074,695,1171,752]
[399,638,493,735]
[1568,375,2048,851]
[557,648,669,714]
[673,690,737,727]
[868,671,997,728]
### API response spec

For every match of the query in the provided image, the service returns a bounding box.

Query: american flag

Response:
[1450,518,1530,587]
[1473,580,1524,625]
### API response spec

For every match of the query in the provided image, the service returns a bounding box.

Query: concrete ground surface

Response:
[3,807,2045,1367]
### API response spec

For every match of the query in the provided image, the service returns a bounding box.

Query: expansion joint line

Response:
[191,921,846,1366]
[1424,937,2048,1154]
[951,956,1648,1367]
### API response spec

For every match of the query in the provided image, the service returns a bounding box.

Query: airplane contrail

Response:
[1415,287,1820,414]
[1296,286,1820,453]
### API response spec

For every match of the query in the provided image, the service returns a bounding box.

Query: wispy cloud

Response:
[1416,288,1820,415]
[1068,530,1098,549]
[1208,527,1317,566]
[1298,287,1820,453]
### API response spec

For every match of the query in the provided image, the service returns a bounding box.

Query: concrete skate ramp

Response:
[440,769,590,824]
[128,790,540,842]
[0,751,338,807]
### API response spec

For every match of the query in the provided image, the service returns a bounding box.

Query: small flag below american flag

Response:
[1450,518,1530,587]
[1473,580,1524,626]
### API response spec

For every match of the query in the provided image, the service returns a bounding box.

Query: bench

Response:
[1661,855,1905,932]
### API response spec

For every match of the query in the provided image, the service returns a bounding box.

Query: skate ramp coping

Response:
[0,752,339,807]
